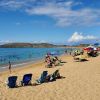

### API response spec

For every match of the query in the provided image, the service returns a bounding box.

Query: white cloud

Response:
[0,0,36,10]
[32,40,47,43]
[0,1,25,9]
[0,40,13,45]
[68,32,97,42]
[26,1,100,27]
[0,1,100,27]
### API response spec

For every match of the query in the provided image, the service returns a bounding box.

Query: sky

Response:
[0,0,100,45]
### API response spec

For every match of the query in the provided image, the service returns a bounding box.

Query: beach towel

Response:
[21,73,32,86]
[37,71,48,84]
[7,76,17,88]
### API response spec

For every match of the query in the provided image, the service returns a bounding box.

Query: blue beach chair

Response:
[7,76,17,88]
[21,73,32,86]
[37,71,48,84]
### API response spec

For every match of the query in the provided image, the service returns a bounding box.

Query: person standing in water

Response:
[8,61,11,73]
[65,49,67,54]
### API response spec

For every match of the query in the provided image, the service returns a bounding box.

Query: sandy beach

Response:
[0,54,100,100]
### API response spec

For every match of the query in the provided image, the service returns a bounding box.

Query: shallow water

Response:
[0,48,72,69]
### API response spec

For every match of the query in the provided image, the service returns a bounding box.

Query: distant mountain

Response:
[0,43,66,48]
[0,42,92,48]
[74,44,90,47]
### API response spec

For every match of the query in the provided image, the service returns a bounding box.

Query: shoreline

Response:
[0,58,44,72]
[0,47,69,70]
[0,53,69,74]
[0,58,44,74]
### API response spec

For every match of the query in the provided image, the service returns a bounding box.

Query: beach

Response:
[0,54,100,100]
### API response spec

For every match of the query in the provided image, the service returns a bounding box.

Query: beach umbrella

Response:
[94,43,99,47]
[84,47,93,51]
[50,51,59,56]
[94,43,99,45]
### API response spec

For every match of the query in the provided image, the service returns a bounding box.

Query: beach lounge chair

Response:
[7,76,17,88]
[36,71,48,84]
[49,70,61,81]
[21,73,32,86]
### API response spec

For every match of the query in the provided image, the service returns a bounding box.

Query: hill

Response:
[0,43,65,48]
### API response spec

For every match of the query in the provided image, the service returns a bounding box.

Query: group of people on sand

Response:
[8,53,63,74]
[73,50,84,57]
[72,47,100,62]
[45,53,63,68]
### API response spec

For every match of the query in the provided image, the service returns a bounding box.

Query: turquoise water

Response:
[0,48,69,68]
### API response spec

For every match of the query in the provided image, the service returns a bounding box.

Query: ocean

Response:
[0,47,76,70]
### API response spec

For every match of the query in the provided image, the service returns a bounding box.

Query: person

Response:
[65,50,67,54]
[52,56,63,66]
[69,51,71,55]
[45,55,53,67]
[8,61,11,73]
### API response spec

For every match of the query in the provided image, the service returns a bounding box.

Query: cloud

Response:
[31,40,47,43]
[0,40,13,45]
[68,32,97,42]
[0,0,100,27]
[0,0,25,9]
[26,1,100,27]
